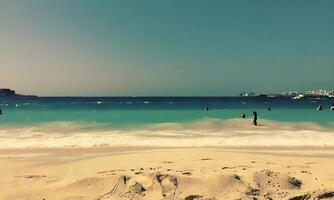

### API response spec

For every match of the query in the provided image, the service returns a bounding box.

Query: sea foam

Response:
[0,118,333,149]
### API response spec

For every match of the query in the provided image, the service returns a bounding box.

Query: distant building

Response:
[240,89,333,98]
[304,90,334,97]
[0,89,16,96]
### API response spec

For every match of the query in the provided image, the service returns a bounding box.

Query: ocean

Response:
[0,96,333,148]
[0,96,333,126]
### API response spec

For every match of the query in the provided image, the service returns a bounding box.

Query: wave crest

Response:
[0,119,333,149]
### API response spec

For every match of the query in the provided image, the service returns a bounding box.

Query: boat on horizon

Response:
[292,94,304,100]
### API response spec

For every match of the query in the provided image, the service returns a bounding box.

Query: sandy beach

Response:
[1,119,333,200]
[1,0,333,199]
[1,147,333,200]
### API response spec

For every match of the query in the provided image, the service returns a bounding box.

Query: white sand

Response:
[0,147,333,200]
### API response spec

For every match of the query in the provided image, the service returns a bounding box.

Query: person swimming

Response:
[0,109,2,115]
[241,113,246,119]
[331,103,334,111]
[317,104,323,111]
[204,105,209,111]
[267,107,271,111]
[251,111,257,126]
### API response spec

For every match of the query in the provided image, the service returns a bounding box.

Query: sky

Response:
[0,0,333,96]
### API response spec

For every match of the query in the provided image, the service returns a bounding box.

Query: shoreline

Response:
[0,146,334,154]
[1,118,334,149]
[3,145,334,160]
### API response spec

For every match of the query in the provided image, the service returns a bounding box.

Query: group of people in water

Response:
[204,102,334,126]
[240,112,258,125]
[204,106,260,126]
[317,103,334,111]
[240,111,258,125]
[0,103,333,124]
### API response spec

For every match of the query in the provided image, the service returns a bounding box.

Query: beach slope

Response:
[0,147,334,200]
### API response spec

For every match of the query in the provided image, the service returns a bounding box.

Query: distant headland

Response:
[0,88,37,98]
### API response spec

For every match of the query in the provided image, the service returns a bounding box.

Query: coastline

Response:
[1,119,333,199]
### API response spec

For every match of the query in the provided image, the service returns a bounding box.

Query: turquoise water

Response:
[0,96,333,148]
[0,96,333,128]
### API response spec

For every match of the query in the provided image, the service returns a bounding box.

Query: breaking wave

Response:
[0,118,333,149]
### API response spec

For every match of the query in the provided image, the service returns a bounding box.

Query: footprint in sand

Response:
[317,191,334,199]
[97,169,125,175]
[182,172,192,176]
[289,193,311,200]
[200,158,212,161]
[15,175,46,179]
[305,162,318,165]
[155,174,178,197]
[288,191,334,200]
[222,166,235,170]
[185,195,203,200]
[222,165,250,170]
[250,170,303,199]
[98,173,179,199]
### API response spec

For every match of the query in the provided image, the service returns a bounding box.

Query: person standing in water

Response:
[330,103,334,111]
[251,111,257,126]
[241,113,246,119]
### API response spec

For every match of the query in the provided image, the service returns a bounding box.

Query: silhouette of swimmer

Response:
[241,113,246,119]
[204,106,209,111]
[331,103,334,111]
[267,107,271,111]
[251,111,258,126]
[317,104,323,111]
[0,109,2,115]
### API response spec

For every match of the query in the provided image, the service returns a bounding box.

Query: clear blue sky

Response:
[0,0,333,96]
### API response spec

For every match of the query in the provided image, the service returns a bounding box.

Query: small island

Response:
[0,88,37,98]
